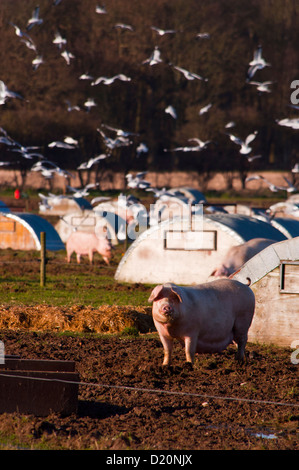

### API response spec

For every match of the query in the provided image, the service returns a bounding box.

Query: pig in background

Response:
[149,279,255,367]
[66,231,112,265]
[211,238,277,278]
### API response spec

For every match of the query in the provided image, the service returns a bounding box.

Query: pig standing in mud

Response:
[66,231,112,265]
[211,238,276,277]
[149,279,255,366]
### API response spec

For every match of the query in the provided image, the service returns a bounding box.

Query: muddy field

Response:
[0,329,298,451]
[0,252,298,451]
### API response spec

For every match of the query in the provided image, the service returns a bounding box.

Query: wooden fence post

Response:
[40,232,46,287]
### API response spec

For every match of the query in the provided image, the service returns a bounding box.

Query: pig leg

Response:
[233,328,248,363]
[102,256,110,265]
[160,336,174,366]
[76,253,81,264]
[88,250,93,264]
[184,336,197,364]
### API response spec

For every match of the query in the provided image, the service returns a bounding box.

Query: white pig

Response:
[148,279,255,366]
[66,231,112,265]
[211,238,277,277]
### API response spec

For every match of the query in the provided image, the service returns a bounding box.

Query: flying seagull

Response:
[142,46,163,66]
[165,105,177,119]
[151,26,176,36]
[172,64,207,81]
[247,45,270,80]
[249,81,273,93]
[227,131,258,155]
[27,6,43,30]
[53,31,67,49]
[0,80,24,105]
[91,74,131,86]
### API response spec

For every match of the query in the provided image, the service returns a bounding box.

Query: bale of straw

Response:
[0,304,154,334]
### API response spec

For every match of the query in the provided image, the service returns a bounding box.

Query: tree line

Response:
[0,0,298,190]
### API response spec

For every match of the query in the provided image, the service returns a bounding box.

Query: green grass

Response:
[0,248,153,307]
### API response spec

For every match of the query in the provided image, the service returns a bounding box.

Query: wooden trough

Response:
[115,213,286,285]
[232,237,299,347]
[0,357,79,416]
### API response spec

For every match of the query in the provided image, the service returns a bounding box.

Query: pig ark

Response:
[149,279,255,366]
[211,238,276,277]
[66,231,112,264]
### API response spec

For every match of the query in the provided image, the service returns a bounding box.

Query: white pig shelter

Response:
[0,212,64,251]
[115,213,287,285]
[232,237,299,347]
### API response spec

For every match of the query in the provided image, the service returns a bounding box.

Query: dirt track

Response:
[0,329,298,450]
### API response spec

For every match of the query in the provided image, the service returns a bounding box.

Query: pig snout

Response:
[162,304,173,315]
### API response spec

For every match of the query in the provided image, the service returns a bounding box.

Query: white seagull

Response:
[165,105,177,119]
[32,55,43,70]
[79,72,94,80]
[101,123,139,137]
[53,31,67,49]
[142,46,163,66]
[114,23,134,31]
[249,81,273,93]
[95,5,107,14]
[245,175,296,193]
[165,138,210,152]
[26,6,43,30]
[0,80,24,105]
[136,142,149,157]
[276,118,299,130]
[151,26,176,36]
[227,131,258,155]
[247,45,270,79]
[172,64,207,81]
[126,172,151,189]
[61,50,75,65]
[199,103,212,115]
[91,74,131,86]
[77,154,108,170]
[65,100,80,112]
[84,98,97,111]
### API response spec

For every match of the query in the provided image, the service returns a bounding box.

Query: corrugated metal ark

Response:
[270,217,299,239]
[115,214,287,285]
[206,213,287,242]
[232,237,299,347]
[0,213,64,251]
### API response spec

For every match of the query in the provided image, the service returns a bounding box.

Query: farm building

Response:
[0,212,64,251]
[54,210,123,244]
[115,213,287,285]
[39,195,92,216]
[232,237,299,347]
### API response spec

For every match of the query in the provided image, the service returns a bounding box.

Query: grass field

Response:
[0,245,152,308]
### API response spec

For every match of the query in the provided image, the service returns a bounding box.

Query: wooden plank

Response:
[0,371,79,416]
[0,358,76,372]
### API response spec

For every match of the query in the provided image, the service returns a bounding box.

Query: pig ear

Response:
[170,286,183,303]
[148,285,164,303]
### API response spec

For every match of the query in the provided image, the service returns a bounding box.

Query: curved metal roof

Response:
[233,236,299,286]
[6,213,65,251]
[270,217,299,239]
[205,213,287,242]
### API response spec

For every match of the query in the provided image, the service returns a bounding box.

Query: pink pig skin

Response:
[66,231,112,265]
[211,238,276,277]
[149,279,255,366]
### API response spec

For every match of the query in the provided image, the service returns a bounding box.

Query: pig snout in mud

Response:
[149,278,255,367]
